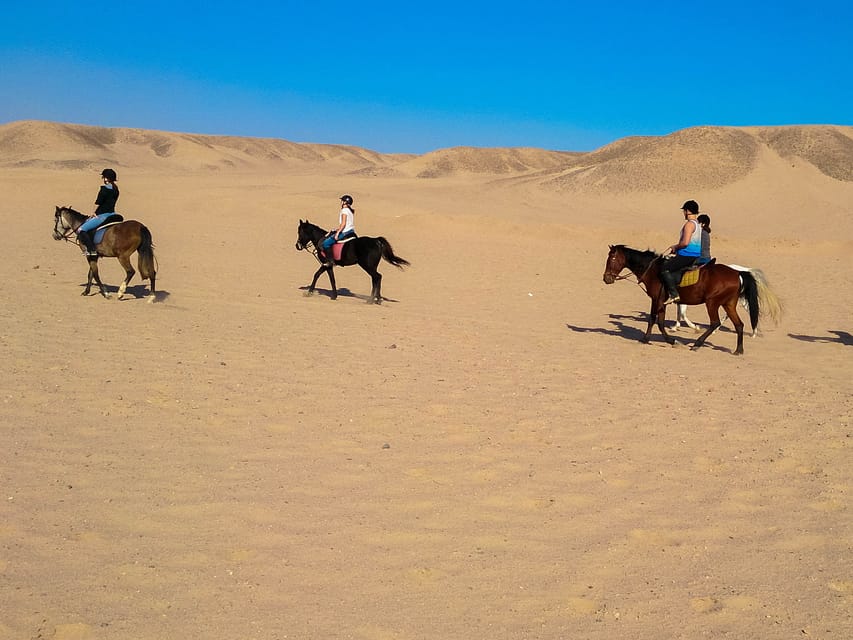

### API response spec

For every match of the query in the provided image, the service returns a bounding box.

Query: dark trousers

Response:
[660,255,697,296]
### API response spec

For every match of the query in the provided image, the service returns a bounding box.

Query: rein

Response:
[610,251,662,295]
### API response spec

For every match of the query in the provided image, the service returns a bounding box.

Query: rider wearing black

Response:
[78,168,120,256]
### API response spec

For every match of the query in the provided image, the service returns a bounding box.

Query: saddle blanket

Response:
[324,235,356,261]
[679,258,715,287]
[93,220,124,244]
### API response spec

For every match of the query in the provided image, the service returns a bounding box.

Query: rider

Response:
[77,168,121,256]
[697,213,712,264]
[660,200,702,305]
[319,194,357,266]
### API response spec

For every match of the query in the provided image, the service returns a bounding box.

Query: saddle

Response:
[322,234,357,261]
[92,218,125,244]
[679,258,716,287]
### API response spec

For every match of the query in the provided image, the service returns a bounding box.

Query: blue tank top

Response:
[677,220,702,258]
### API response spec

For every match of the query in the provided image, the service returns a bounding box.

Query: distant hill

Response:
[394,146,581,178]
[1,120,851,191]
[0,120,409,174]
[537,125,853,192]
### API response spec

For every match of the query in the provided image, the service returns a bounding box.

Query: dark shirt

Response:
[95,184,120,214]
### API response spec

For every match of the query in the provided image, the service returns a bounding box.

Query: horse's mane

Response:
[300,219,328,235]
[60,205,86,219]
[614,244,662,266]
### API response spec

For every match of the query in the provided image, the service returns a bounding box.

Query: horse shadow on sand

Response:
[566,312,732,352]
[79,282,170,302]
[788,330,853,346]
[298,286,400,304]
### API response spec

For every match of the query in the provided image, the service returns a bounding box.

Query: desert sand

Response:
[1,121,851,639]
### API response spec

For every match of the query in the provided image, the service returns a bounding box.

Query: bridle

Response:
[295,229,324,262]
[54,209,79,243]
[606,250,661,295]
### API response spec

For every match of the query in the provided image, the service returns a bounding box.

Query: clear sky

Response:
[2,1,851,153]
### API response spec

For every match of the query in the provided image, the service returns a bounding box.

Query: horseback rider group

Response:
[659,200,713,305]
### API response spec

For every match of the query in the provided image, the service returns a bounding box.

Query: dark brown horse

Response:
[602,245,781,355]
[53,206,157,300]
[295,219,409,304]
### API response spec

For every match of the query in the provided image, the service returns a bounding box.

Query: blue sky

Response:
[2,1,851,153]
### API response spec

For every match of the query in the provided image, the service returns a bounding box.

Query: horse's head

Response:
[53,206,76,240]
[295,219,322,251]
[603,245,627,284]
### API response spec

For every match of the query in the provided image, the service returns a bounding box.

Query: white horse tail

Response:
[748,268,783,327]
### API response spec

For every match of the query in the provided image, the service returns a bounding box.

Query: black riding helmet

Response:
[101,168,118,181]
[339,194,353,206]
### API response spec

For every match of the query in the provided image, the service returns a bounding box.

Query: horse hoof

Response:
[303,291,314,297]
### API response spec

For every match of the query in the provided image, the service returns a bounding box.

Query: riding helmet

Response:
[101,168,118,181]
[681,200,699,214]
[339,194,353,206]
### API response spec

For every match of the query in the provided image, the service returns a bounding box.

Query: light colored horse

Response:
[674,264,774,338]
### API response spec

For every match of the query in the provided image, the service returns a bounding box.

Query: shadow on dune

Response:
[788,331,853,346]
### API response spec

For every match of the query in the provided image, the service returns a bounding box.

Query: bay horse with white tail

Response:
[53,206,157,300]
[675,264,769,337]
[295,219,410,304]
[602,245,782,355]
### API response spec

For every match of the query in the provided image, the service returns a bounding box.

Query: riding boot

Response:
[322,244,334,267]
[78,230,98,256]
[660,270,680,304]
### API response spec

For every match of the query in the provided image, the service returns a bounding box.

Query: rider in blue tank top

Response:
[660,200,702,305]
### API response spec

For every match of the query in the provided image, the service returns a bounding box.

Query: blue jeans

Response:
[79,213,114,232]
[321,230,355,251]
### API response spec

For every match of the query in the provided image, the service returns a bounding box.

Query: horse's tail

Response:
[137,225,157,281]
[739,271,760,333]
[749,268,783,326]
[377,237,410,269]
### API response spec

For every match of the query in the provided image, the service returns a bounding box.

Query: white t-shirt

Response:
[339,206,355,234]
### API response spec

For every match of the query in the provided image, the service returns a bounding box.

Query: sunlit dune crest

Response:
[1,120,851,192]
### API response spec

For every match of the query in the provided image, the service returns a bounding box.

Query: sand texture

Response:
[1,121,851,639]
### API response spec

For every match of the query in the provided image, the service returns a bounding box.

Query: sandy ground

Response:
[1,130,851,640]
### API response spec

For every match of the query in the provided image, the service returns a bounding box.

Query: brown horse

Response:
[53,206,157,300]
[602,245,781,355]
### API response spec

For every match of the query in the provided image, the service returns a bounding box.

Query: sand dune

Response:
[0,119,851,640]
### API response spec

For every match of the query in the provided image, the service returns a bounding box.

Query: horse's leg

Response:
[657,306,676,345]
[326,265,338,300]
[84,257,109,298]
[368,270,382,304]
[691,302,723,351]
[641,298,657,343]
[306,266,325,296]
[723,300,745,355]
[116,253,135,300]
[680,304,701,332]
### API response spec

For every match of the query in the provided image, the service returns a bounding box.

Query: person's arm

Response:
[668,222,692,254]
[333,216,346,238]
